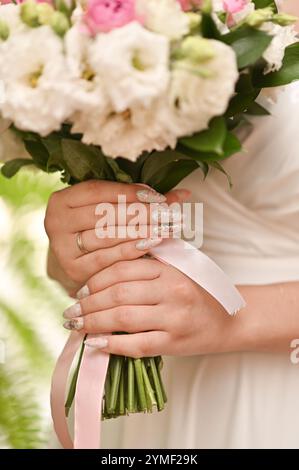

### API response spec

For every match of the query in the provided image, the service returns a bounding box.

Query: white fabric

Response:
[101,84,299,449]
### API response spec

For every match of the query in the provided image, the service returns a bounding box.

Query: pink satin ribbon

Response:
[51,239,246,449]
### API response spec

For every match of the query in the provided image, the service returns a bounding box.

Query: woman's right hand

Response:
[44,180,189,296]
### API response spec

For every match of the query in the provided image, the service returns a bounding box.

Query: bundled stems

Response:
[65,349,167,420]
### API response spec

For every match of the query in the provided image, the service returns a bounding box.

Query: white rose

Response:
[137,0,189,40]
[89,22,170,113]
[158,39,238,137]
[0,26,75,135]
[262,23,298,73]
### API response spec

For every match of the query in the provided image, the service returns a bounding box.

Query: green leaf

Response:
[106,157,133,184]
[178,131,241,163]
[145,159,199,194]
[252,0,277,12]
[223,25,272,68]
[200,12,221,40]
[245,101,270,115]
[24,140,49,170]
[61,139,108,182]
[226,90,260,117]
[252,42,299,87]
[141,150,199,192]
[179,117,227,155]
[210,161,233,187]
[1,159,33,178]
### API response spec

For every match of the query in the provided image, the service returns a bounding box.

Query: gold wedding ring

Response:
[76,232,89,255]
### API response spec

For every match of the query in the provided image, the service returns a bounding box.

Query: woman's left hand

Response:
[62,258,243,357]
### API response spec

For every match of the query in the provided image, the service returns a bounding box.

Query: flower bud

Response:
[0,19,9,41]
[201,0,212,15]
[186,12,201,32]
[50,11,70,36]
[272,13,298,27]
[179,37,215,63]
[20,1,39,28]
[246,8,274,28]
[37,3,55,25]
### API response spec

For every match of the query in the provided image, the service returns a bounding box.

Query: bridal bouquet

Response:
[1,0,299,424]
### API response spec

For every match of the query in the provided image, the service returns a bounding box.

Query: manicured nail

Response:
[63,303,82,319]
[152,222,185,236]
[151,205,183,224]
[76,285,90,300]
[63,317,84,331]
[136,189,166,203]
[84,337,109,349]
[135,238,163,251]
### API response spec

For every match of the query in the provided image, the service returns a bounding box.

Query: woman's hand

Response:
[62,258,242,357]
[62,257,299,357]
[44,180,189,296]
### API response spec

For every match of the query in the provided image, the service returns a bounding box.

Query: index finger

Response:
[63,181,166,208]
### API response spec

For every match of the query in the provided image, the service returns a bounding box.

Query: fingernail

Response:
[135,238,163,251]
[84,337,109,349]
[152,222,185,236]
[63,317,84,331]
[151,205,183,224]
[136,189,166,203]
[63,303,82,319]
[76,285,90,300]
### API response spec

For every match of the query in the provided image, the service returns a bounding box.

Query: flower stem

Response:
[155,356,167,403]
[134,358,147,412]
[108,355,123,415]
[149,357,165,412]
[127,357,135,413]
[142,360,157,412]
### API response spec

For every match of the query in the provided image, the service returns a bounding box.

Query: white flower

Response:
[92,105,175,161]
[0,4,25,37]
[0,120,30,163]
[158,39,238,137]
[0,26,75,135]
[89,22,170,113]
[262,23,298,74]
[65,25,109,110]
[137,0,189,40]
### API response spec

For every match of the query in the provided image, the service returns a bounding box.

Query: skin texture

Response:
[45,181,299,358]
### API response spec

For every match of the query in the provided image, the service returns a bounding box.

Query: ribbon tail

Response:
[50,331,84,449]
[151,239,246,315]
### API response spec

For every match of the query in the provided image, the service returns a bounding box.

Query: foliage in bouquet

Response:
[0,0,298,191]
[0,0,299,421]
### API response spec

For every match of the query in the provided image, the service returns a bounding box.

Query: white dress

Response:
[101,84,299,449]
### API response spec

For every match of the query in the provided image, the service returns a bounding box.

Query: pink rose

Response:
[223,0,248,15]
[84,0,140,35]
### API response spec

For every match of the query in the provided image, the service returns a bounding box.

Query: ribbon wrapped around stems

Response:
[51,239,246,449]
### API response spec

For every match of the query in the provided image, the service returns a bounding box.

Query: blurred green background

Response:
[0,169,70,448]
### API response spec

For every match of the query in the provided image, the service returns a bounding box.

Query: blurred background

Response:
[0,169,69,448]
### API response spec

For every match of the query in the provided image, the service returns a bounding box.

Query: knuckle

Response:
[112,284,127,304]
[135,336,152,358]
[176,281,193,304]
[113,261,128,279]
[116,308,131,330]
[84,313,97,333]
[85,180,103,195]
